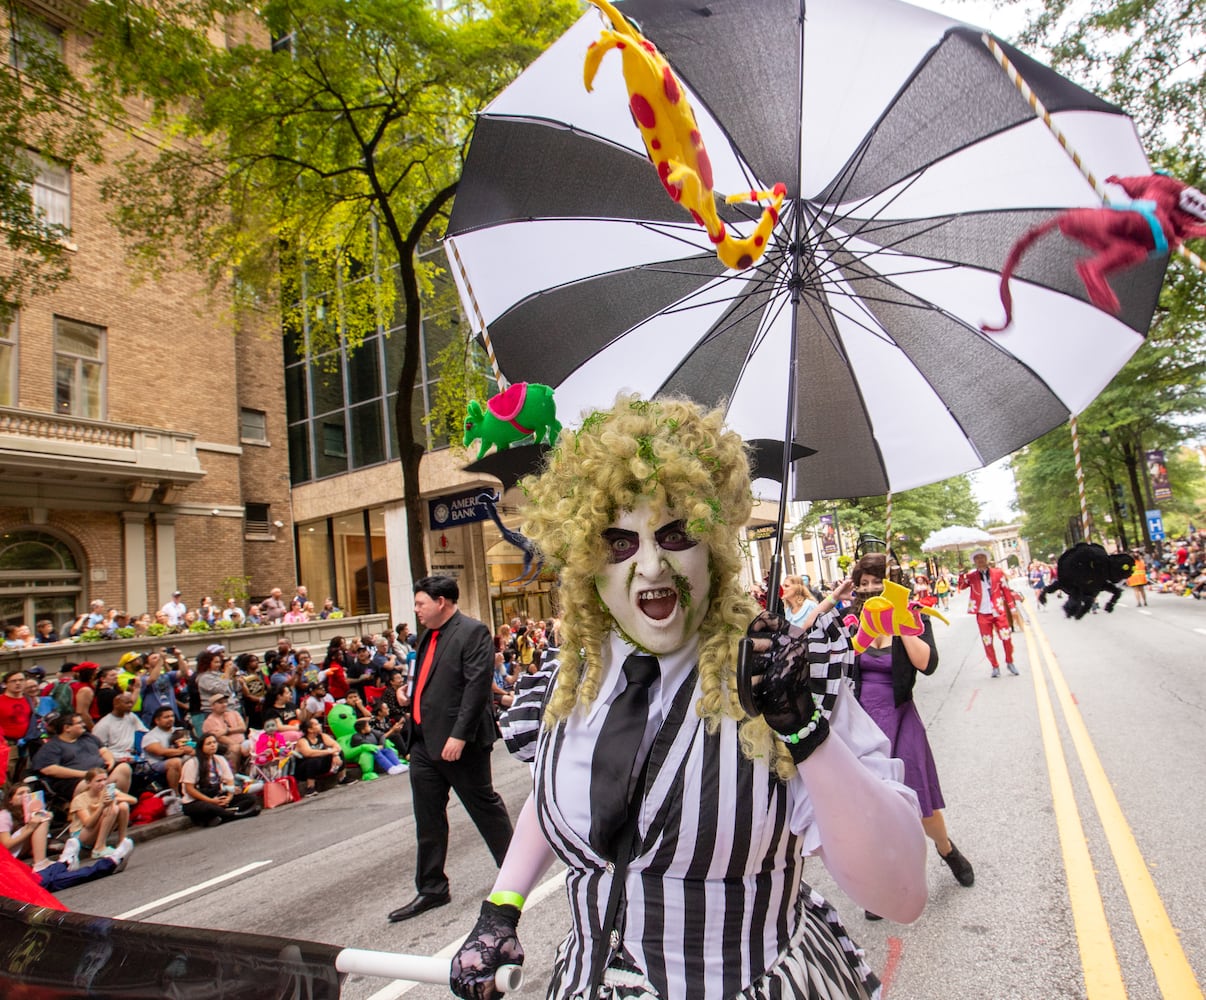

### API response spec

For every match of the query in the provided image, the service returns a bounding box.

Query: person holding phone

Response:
[1,782,53,871]
[67,768,135,858]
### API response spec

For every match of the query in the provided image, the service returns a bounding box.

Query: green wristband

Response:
[487,890,526,911]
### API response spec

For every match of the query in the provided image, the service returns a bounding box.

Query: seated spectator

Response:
[180,733,259,827]
[67,599,106,638]
[3,624,31,649]
[138,651,183,726]
[299,682,333,725]
[296,648,318,688]
[2,781,53,871]
[91,693,147,770]
[72,663,99,726]
[491,652,515,712]
[141,706,195,794]
[348,645,378,698]
[34,620,59,644]
[246,604,263,625]
[32,714,133,805]
[67,768,135,858]
[319,598,341,619]
[293,717,344,796]
[195,648,235,711]
[91,667,121,723]
[302,601,317,619]
[262,685,301,731]
[380,670,410,725]
[283,598,308,624]
[201,693,247,772]
[394,622,414,658]
[235,653,268,728]
[350,717,408,775]
[133,613,153,637]
[197,596,217,625]
[104,610,134,637]
[221,597,245,622]
[371,636,398,674]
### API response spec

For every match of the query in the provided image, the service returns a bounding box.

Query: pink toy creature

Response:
[983,173,1206,332]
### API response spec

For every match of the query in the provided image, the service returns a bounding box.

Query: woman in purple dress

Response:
[849,553,974,917]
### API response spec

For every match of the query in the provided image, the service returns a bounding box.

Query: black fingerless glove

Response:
[450,900,524,999]
[747,612,830,764]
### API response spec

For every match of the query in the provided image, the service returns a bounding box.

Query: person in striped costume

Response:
[451,396,928,999]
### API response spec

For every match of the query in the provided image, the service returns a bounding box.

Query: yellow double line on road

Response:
[1020,607,1202,999]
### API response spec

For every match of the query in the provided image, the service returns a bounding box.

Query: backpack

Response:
[51,680,75,715]
[129,791,167,825]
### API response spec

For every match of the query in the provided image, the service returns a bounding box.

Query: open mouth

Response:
[638,587,678,621]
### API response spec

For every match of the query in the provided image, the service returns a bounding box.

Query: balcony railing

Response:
[0,406,203,480]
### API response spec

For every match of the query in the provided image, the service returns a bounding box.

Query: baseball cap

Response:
[27,666,45,678]
[206,643,226,655]
[209,692,228,704]
[118,651,141,668]
[74,661,100,673]
[172,590,182,596]
[58,663,76,675]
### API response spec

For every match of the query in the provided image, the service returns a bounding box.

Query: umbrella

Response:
[464,438,816,491]
[920,525,994,552]
[445,0,1162,587]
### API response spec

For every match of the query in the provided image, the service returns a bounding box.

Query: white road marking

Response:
[1136,609,1152,616]
[364,868,568,1000]
[115,860,274,920]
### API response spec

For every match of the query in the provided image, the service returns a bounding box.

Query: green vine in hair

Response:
[672,571,693,610]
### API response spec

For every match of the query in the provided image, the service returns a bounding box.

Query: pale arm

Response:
[490,793,557,898]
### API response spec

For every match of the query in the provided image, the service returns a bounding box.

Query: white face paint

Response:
[596,497,711,654]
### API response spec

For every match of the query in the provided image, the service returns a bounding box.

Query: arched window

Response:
[0,529,83,631]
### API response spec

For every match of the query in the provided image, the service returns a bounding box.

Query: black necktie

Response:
[589,653,660,859]
[981,570,990,584]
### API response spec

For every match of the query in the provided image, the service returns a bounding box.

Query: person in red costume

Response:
[958,549,1019,678]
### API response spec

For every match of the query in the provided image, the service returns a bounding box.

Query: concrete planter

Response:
[1,614,391,671]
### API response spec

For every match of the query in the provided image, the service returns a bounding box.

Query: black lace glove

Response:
[450,900,524,999]
[746,612,830,764]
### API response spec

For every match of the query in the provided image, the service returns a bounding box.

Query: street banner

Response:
[1145,449,1172,502]
[819,514,838,555]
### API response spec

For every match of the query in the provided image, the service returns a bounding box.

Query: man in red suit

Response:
[958,549,1019,678]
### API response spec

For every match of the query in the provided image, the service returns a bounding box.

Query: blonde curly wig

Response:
[521,394,794,778]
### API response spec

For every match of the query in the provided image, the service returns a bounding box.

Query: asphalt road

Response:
[55,586,1206,999]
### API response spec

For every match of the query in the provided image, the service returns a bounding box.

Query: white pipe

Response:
[335,949,524,993]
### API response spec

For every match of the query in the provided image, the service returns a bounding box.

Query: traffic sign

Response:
[1146,509,1165,541]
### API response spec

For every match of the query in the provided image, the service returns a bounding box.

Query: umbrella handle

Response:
[335,949,524,993]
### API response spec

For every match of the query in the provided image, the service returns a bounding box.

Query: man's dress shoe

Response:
[388,892,451,922]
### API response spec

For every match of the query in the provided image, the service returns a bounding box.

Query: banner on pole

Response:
[819,514,838,555]
[1145,449,1172,502]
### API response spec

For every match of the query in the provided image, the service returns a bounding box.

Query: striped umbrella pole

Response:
[446,236,508,391]
[1069,415,1094,542]
[981,32,1206,278]
[885,490,893,554]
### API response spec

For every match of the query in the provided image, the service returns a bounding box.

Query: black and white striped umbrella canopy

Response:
[445,0,1163,502]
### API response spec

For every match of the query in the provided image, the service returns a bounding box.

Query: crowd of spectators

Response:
[0,620,421,882]
[1141,532,1206,596]
[0,586,345,651]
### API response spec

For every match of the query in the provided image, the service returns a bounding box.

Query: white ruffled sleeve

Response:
[498,663,556,763]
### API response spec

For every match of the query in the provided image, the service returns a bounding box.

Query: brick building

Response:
[0,5,294,630]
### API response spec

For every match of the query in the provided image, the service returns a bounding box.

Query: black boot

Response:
[940,840,975,887]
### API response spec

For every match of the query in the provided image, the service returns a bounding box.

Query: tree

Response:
[793,475,981,565]
[79,0,579,585]
[0,5,104,306]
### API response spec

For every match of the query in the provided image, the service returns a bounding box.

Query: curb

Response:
[127,815,192,844]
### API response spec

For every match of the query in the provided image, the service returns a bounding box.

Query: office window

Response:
[54,318,104,418]
[240,407,268,443]
[8,15,62,72]
[30,154,71,231]
[0,310,16,408]
[245,503,272,538]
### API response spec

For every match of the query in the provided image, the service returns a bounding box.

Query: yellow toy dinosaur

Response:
[583,0,786,271]
[845,579,950,655]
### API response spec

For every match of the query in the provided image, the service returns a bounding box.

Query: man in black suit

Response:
[388,576,513,922]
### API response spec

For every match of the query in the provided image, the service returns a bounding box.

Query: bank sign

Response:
[429,489,492,531]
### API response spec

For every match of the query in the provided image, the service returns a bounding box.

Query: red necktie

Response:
[412,630,439,724]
